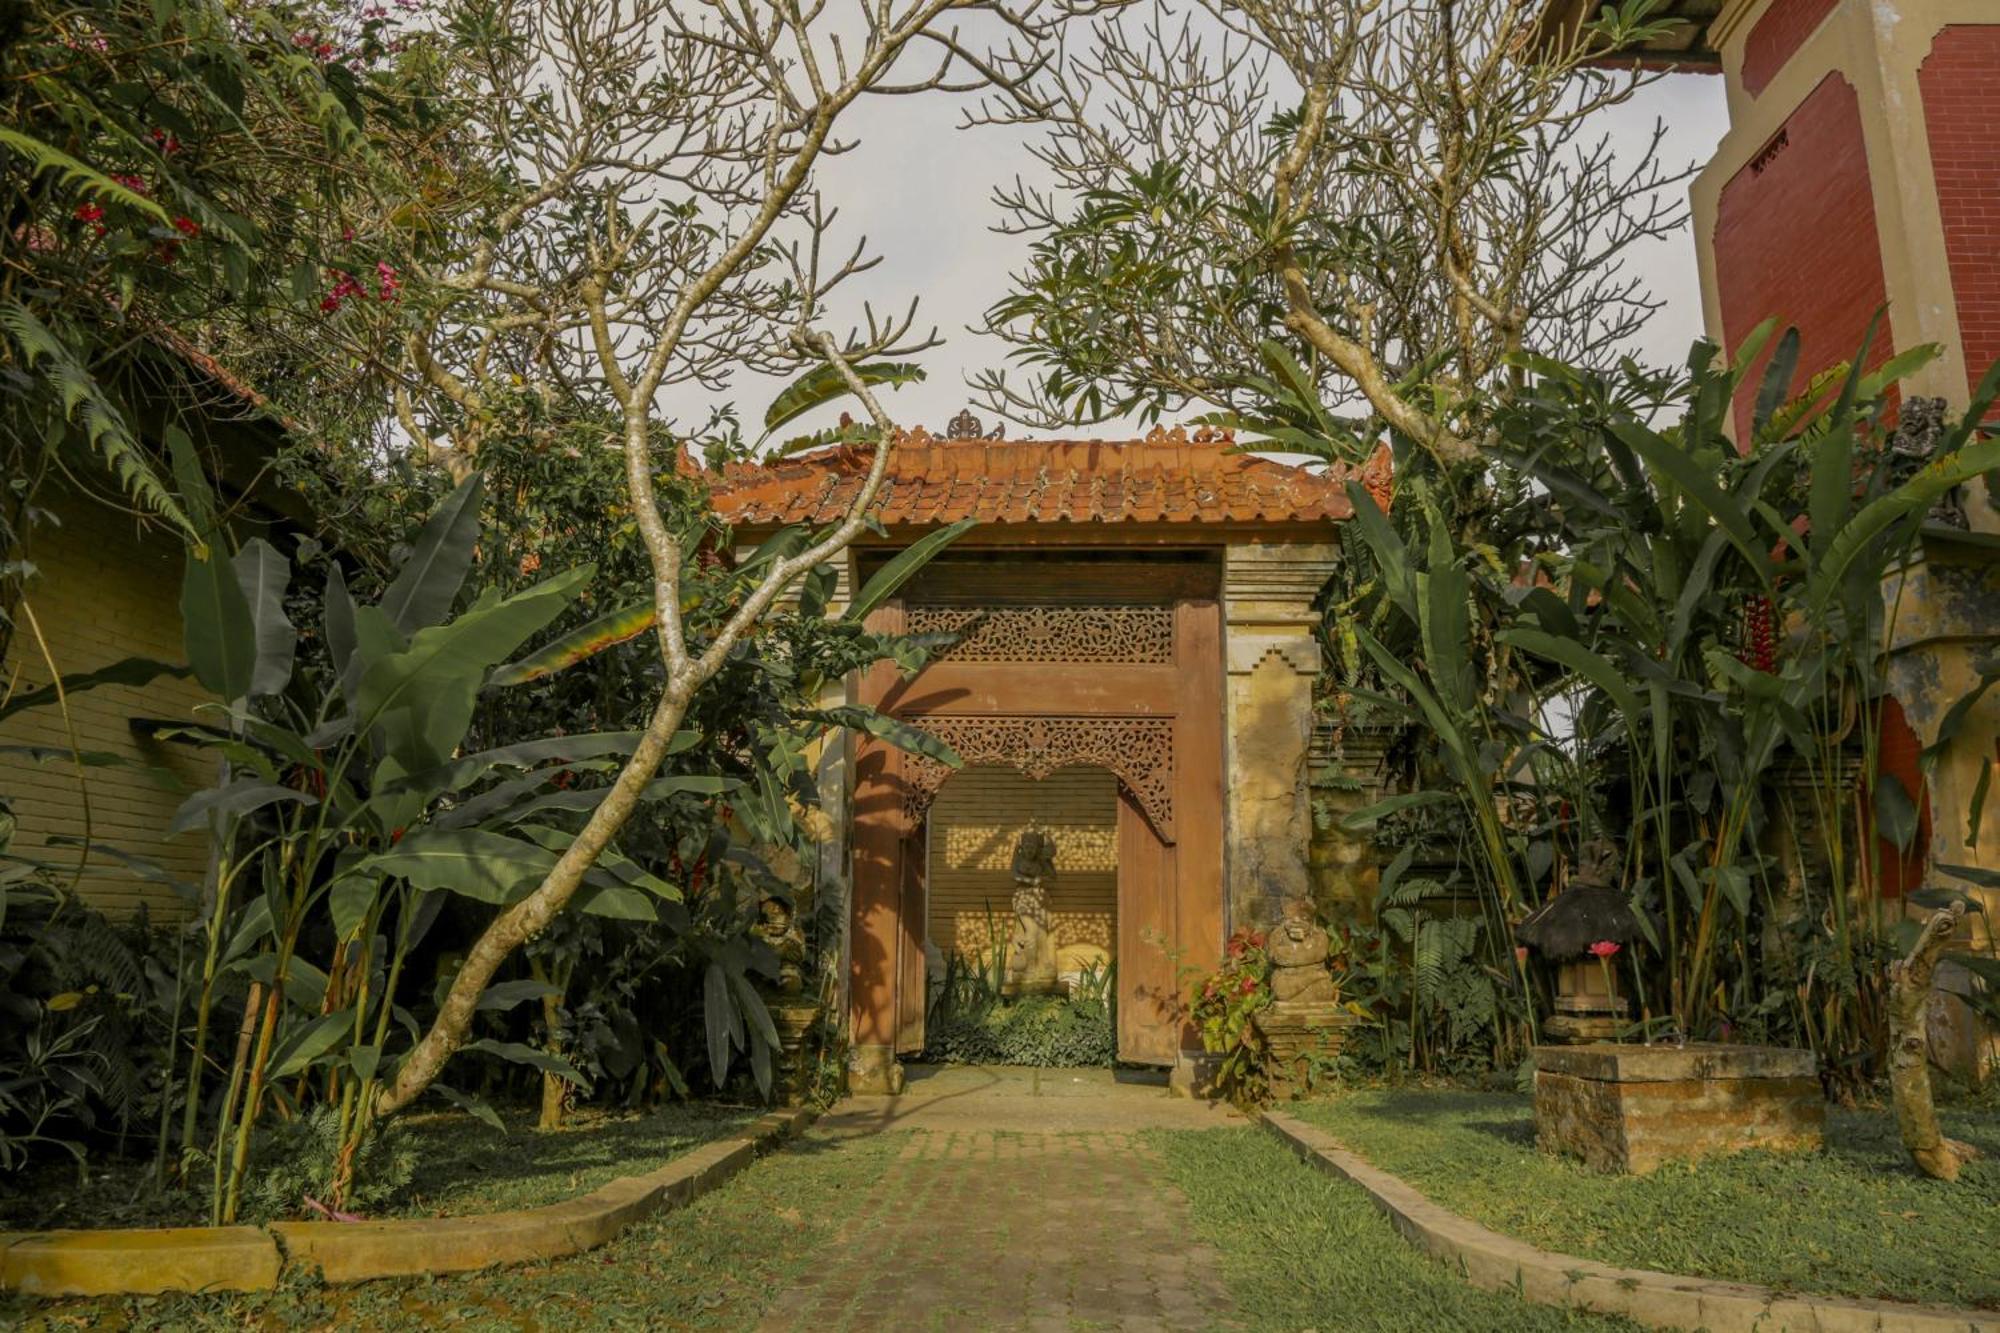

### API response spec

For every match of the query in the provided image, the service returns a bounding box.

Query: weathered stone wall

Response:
[1222,543,1338,932]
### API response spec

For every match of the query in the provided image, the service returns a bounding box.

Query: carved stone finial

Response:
[1144,424,1191,445]
[946,408,984,440]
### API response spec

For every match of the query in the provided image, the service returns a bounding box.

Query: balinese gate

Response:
[848,556,1225,1066]
[705,420,1356,1093]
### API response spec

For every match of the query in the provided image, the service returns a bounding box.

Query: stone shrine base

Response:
[1533,1043,1823,1174]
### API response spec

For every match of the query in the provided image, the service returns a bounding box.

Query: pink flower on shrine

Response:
[1588,940,1621,960]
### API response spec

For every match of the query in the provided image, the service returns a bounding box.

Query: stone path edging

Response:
[1260,1111,1998,1333]
[0,1106,814,1299]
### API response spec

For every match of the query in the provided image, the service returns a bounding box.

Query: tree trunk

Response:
[1887,901,1979,1181]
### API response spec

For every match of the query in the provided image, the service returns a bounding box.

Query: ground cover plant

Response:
[922,948,1118,1067]
[1294,1088,2000,1310]
[1149,1126,1635,1331]
[4,1130,912,1330]
[0,1103,754,1230]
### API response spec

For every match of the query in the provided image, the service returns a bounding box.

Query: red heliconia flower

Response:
[74,202,104,223]
[1739,596,1776,673]
[173,216,200,237]
[1587,940,1621,960]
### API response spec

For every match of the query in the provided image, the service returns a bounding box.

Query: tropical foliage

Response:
[1332,328,2000,1087]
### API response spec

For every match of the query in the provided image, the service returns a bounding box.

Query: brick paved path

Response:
[757,1068,1240,1331]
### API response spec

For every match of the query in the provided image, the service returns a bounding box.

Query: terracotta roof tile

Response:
[704,425,1360,529]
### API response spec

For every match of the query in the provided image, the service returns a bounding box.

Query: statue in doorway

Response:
[1002,829,1060,996]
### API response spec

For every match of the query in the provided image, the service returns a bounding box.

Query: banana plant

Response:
[1459,322,2000,1057]
[168,474,705,1217]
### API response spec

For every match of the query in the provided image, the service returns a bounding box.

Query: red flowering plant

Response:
[1187,927,1274,1105]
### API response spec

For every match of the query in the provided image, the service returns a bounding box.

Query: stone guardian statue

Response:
[1002,829,1060,996]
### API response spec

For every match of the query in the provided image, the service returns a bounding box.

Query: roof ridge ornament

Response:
[945,408,1005,440]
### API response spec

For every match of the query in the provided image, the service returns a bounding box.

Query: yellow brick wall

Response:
[927,765,1118,963]
[1,493,218,919]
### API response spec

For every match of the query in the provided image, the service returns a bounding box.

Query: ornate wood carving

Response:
[906,605,1175,664]
[902,714,1175,840]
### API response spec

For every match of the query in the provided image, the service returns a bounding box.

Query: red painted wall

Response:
[1919,25,2000,400]
[1713,74,1893,443]
[1871,696,1932,897]
[1742,0,1840,97]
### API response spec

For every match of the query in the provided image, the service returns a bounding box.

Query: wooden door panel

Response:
[1117,794,1180,1064]
[895,817,928,1053]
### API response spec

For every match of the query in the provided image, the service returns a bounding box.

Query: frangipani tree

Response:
[341,0,1099,1120]
[974,0,1690,470]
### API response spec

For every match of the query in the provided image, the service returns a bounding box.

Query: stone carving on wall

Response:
[906,605,1175,664]
[901,714,1175,840]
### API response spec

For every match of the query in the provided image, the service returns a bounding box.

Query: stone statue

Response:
[1268,901,1337,1005]
[1571,837,1621,891]
[1002,829,1059,996]
[1889,396,1968,528]
[754,895,807,995]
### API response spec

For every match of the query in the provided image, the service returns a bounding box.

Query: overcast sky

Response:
[663,67,1732,445]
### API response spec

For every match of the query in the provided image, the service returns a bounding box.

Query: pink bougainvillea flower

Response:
[1588,940,1621,959]
[149,129,182,155]
[1238,976,1256,995]
[113,174,148,195]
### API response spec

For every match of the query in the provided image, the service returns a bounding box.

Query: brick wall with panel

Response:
[1,492,216,919]
[927,764,1118,967]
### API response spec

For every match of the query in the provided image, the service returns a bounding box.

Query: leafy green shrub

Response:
[241,1108,416,1221]
[924,995,1117,1067]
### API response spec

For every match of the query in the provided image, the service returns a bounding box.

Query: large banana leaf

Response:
[355,828,557,904]
[488,600,658,687]
[761,361,925,436]
[168,778,317,836]
[805,704,963,766]
[1497,628,1642,723]
[1807,431,2000,611]
[379,473,484,634]
[842,518,979,623]
[1341,482,1415,621]
[181,547,258,702]
[231,538,295,698]
[356,566,592,772]
[1607,420,1772,588]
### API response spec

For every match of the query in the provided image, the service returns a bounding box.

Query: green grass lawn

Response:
[1147,1127,1636,1331]
[0,1102,757,1231]
[1291,1088,2000,1311]
[7,1128,905,1331]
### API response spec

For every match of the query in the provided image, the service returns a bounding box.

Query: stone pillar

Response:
[1222,542,1338,932]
